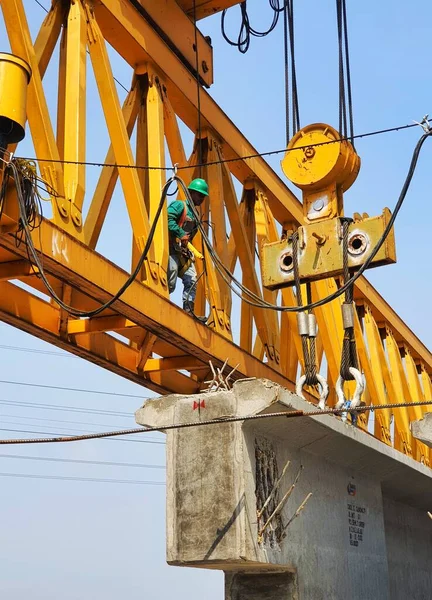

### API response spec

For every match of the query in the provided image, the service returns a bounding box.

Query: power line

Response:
[16,118,431,172]
[0,378,143,399]
[0,472,165,485]
[0,453,165,469]
[0,343,74,358]
[0,399,431,445]
[0,398,131,418]
[0,413,134,430]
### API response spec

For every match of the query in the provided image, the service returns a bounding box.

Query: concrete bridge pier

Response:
[136,379,432,600]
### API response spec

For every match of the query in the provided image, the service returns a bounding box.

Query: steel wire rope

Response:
[336,0,354,143]
[0,399,431,445]
[0,427,164,445]
[13,118,432,171]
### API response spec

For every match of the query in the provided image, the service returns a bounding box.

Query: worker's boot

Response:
[183,301,207,324]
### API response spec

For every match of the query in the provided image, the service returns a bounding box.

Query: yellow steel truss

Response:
[0,0,431,468]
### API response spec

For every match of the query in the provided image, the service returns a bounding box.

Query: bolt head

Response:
[312,198,325,212]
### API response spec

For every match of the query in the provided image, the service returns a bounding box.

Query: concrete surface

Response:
[411,412,432,448]
[136,378,432,600]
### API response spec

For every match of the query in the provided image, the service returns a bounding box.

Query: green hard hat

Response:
[188,178,209,196]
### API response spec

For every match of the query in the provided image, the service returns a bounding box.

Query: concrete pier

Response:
[136,379,432,599]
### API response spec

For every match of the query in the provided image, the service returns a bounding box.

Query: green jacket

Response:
[167,200,197,240]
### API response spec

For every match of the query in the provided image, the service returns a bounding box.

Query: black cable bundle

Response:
[221,0,283,54]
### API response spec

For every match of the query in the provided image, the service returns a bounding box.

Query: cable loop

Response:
[296,373,329,410]
[335,367,365,415]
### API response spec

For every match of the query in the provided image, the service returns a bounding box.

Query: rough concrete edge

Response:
[167,558,295,572]
[410,412,432,449]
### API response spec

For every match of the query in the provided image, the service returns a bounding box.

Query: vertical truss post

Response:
[385,328,415,457]
[254,186,285,367]
[240,187,255,352]
[85,4,151,256]
[255,199,302,380]
[84,77,140,249]
[1,0,69,224]
[363,306,392,444]
[206,138,232,323]
[220,153,278,367]
[34,0,65,80]
[404,347,430,465]
[63,0,87,230]
[145,67,169,293]
[57,26,66,163]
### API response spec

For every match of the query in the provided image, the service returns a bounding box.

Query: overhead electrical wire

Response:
[0,378,143,399]
[0,414,137,431]
[0,343,74,358]
[0,398,132,418]
[0,453,165,470]
[0,472,165,485]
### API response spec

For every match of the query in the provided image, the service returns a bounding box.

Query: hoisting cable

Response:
[334,218,364,418]
[283,0,300,144]
[292,232,328,408]
[336,0,354,143]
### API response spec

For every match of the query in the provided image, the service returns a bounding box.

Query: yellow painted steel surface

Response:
[262,210,396,289]
[0,0,430,469]
[0,52,31,143]
[282,123,360,221]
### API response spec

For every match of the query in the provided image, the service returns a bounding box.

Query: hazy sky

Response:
[0,0,431,598]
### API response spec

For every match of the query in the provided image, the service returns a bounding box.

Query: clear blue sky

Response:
[0,0,431,597]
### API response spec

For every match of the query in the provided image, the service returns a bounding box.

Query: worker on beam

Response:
[167,178,208,322]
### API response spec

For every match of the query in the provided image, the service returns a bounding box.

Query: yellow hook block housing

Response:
[261,123,396,290]
[281,123,360,221]
[0,52,32,145]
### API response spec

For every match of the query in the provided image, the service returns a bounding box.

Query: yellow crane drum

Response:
[0,53,32,145]
[281,123,360,193]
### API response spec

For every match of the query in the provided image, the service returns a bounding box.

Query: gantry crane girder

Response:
[176,0,242,20]
[0,0,431,466]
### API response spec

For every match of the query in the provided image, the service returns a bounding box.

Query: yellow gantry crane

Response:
[0,0,431,466]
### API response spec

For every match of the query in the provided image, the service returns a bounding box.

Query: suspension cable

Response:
[336,0,354,142]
